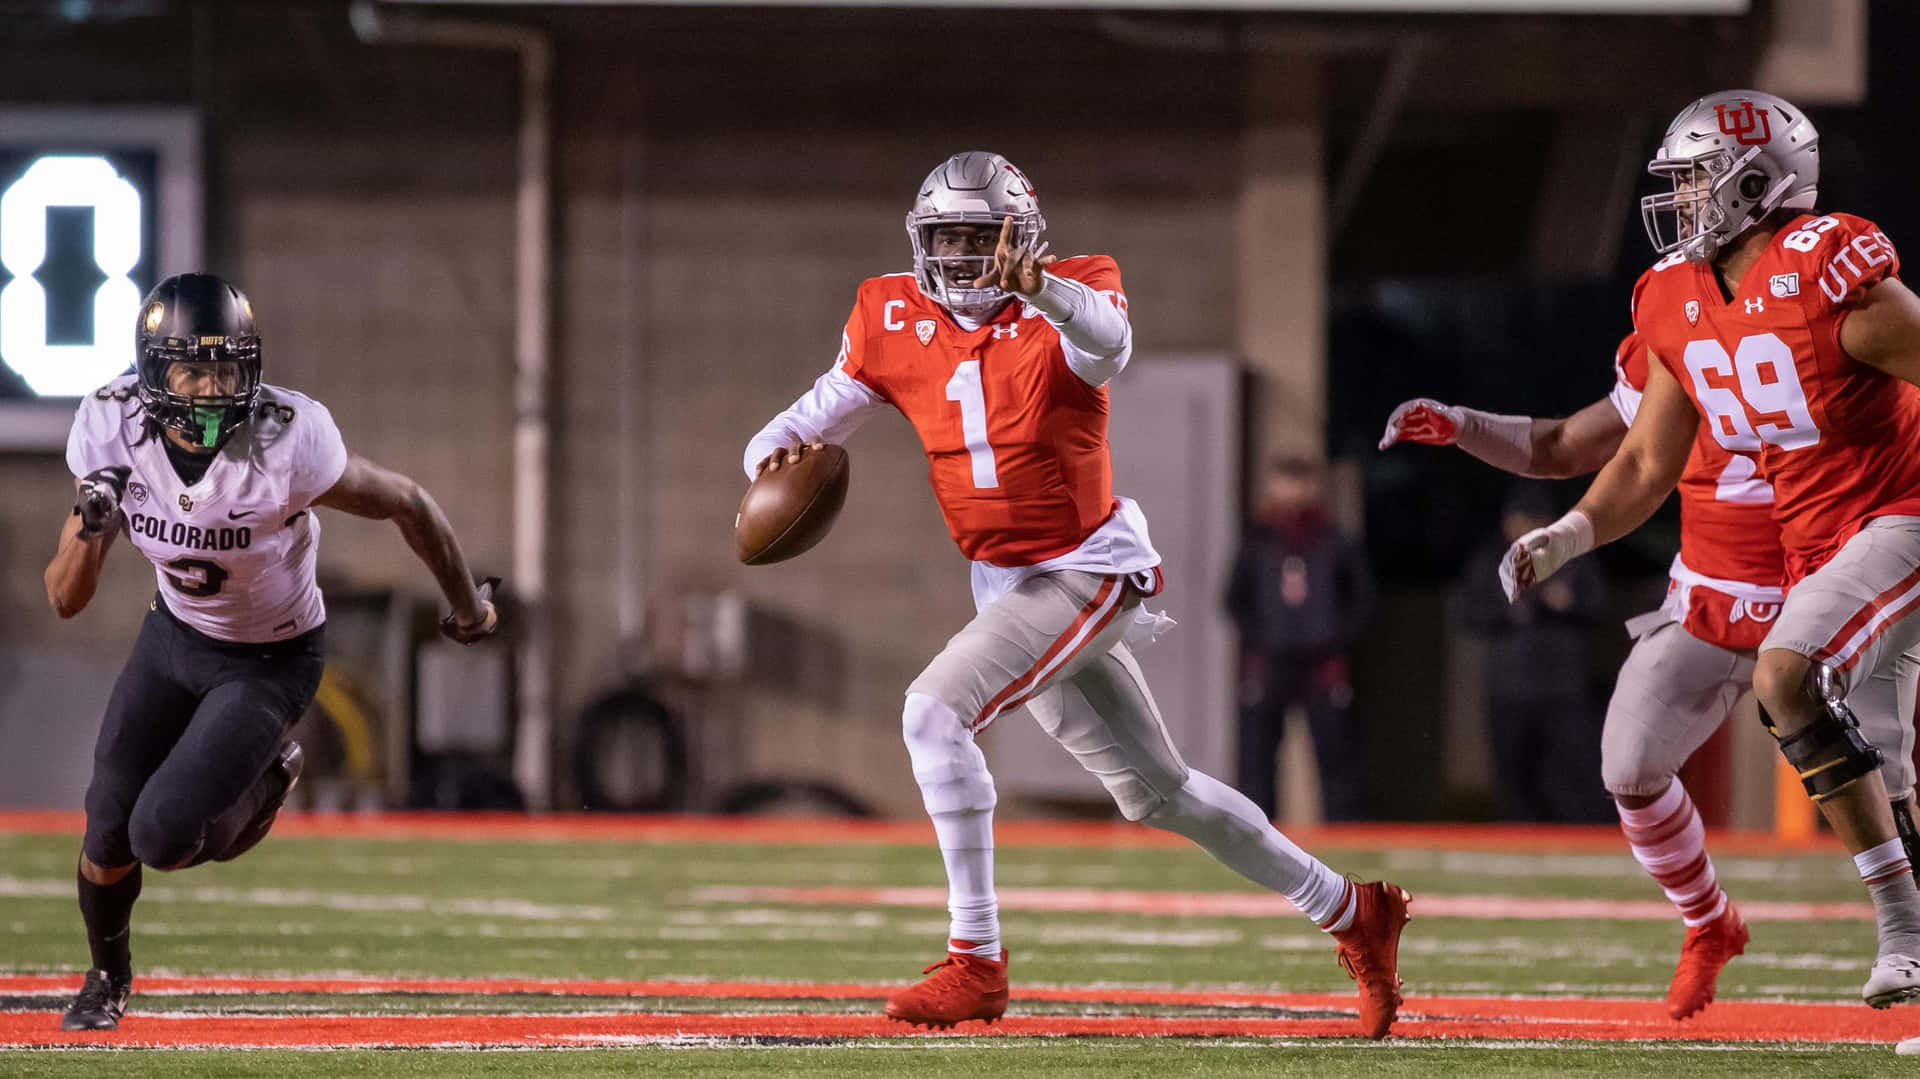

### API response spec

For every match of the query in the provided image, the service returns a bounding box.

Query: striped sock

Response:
[1315,877,1358,934]
[1617,783,1727,927]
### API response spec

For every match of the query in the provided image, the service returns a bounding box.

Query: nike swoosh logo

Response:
[228,510,255,520]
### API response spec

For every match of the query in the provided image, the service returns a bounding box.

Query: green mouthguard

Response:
[192,406,223,448]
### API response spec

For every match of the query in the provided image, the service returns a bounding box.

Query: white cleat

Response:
[1864,954,1920,1008]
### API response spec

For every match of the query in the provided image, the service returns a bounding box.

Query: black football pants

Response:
[82,597,324,870]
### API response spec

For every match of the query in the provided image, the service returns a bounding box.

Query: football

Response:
[736,444,851,565]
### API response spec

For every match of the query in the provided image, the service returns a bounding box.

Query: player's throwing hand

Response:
[972,216,1056,296]
[1378,399,1465,450]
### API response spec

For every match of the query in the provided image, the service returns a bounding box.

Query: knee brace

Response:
[1759,660,1883,803]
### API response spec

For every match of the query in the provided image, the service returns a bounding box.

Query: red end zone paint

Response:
[2,977,1911,1047]
[0,811,1844,855]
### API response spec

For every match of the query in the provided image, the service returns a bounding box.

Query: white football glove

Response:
[1498,510,1594,603]
[1378,398,1464,449]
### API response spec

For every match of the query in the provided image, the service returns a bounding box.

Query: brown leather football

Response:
[736,444,851,565]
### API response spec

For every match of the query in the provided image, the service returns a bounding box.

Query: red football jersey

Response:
[836,256,1128,565]
[1612,332,1784,587]
[1632,213,1920,584]
[1612,332,1785,649]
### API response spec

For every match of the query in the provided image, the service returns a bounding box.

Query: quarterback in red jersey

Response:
[746,152,1410,1037]
[1380,329,1784,1017]
[1503,90,1920,1008]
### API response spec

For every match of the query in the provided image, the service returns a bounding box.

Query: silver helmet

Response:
[906,151,1046,318]
[1641,89,1819,263]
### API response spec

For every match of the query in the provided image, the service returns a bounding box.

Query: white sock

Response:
[1144,770,1356,933]
[1857,837,1920,958]
[902,694,1001,957]
[1616,782,1727,927]
[932,808,1000,956]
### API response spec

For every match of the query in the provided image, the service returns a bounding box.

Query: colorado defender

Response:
[47,273,501,1031]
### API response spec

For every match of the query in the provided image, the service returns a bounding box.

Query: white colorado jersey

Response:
[66,375,348,643]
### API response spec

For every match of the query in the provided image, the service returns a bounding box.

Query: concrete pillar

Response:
[1236,60,1325,492]
[1237,60,1328,825]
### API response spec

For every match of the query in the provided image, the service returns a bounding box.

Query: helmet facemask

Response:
[137,340,262,450]
[1641,148,1758,263]
[909,212,1043,319]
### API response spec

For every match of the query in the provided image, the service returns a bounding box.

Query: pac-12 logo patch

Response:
[1684,300,1700,326]
[126,480,148,505]
[1770,272,1801,298]
[915,319,936,346]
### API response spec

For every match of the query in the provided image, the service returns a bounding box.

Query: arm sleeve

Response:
[741,366,887,480]
[287,399,350,510]
[1027,272,1132,386]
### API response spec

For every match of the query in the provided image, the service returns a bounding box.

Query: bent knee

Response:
[127,798,205,871]
[901,692,971,748]
[1752,650,1814,721]
[1600,759,1676,801]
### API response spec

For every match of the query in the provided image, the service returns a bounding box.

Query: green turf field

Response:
[1,821,1914,1076]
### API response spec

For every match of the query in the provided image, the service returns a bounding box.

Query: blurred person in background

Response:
[744,151,1410,1037]
[46,273,500,1032]
[1224,455,1374,822]
[1458,482,1610,824]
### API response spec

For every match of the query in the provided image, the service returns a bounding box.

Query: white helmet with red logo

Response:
[1641,89,1820,263]
[906,151,1045,318]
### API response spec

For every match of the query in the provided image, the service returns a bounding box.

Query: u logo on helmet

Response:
[1714,101,1772,146]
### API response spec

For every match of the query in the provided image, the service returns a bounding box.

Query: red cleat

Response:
[1332,881,1412,1039]
[883,945,1009,1029]
[1666,903,1748,1020]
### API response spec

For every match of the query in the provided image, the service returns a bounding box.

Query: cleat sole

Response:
[1867,984,1920,1010]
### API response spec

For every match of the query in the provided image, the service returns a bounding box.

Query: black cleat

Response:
[60,969,130,1031]
[215,741,304,863]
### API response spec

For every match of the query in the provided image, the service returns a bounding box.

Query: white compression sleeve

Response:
[1452,407,1536,475]
[741,367,887,479]
[1024,273,1131,386]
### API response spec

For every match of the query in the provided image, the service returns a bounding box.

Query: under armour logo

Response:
[1715,101,1772,146]
[991,323,1019,340]
[1744,297,1766,315]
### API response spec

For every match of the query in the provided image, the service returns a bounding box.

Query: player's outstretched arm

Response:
[43,478,121,619]
[1839,277,1920,387]
[1528,399,1630,478]
[1378,397,1626,479]
[1499,362,1694,600]
[309,456,497,641]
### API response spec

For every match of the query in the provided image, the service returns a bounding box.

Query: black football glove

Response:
[441,576,502,645]
[74,466,131,539]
